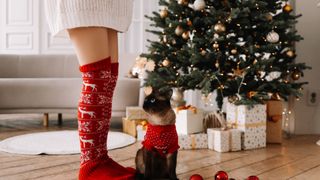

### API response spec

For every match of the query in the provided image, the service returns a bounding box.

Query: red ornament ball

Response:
[215,171,228,180]
[189,174,203,180]
[247,175,260,180]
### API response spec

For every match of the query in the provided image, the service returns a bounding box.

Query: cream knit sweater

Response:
[44,0,134,37]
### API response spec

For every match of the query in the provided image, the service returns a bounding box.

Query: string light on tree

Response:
[162,58,170,67]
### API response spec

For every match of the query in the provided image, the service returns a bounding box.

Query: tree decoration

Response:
[271,93,281,100]
[182,31,190,39]
[231,49,237,54]
[178,0,189,6]
[228,95,239,103]
[162,58,170,66]
[265,13,273,21]
[266,30,279,43]
[214,171,228,180]
[283,4,293,13]
[145,60,156,72]
[192,0,206,11]
[291,70,301,80]
[233,65,245,77]
[160,9,168,18]
[213,42,219,49]
[214,22,226,33]
[175,25,184,36]
[142,0,310,109]
[247,91,257,99]
[286,50,295,57]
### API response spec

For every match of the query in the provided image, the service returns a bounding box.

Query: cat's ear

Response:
[158,89,173,100]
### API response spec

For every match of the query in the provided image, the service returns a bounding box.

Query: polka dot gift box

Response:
[226,102,267,150]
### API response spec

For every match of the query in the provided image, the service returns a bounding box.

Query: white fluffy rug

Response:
[0,130,135,155]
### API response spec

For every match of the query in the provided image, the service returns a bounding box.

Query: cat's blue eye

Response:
[150,98,156,103]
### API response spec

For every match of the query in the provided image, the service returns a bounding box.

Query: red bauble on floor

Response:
[214,171,228,180]
[247,175,259,180]
[189,174,204,180]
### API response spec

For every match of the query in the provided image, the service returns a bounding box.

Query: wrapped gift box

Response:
[178,133,207,150]
[174,107,204,135]
[207,128,241,152]
[136,125,147,141]
[122,118,148,137]
[266,101,283,143]
[126,106,149,120]
[226,102,267,150]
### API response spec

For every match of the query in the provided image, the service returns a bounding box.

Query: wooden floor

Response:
[0,114,320,180]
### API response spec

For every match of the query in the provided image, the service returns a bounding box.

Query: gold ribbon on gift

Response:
[176,105,197,114]
[190,135,196,149]
[136,120,148,130]
[227,104,266,129]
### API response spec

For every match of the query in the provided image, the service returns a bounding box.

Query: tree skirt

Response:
[0,131,136,155]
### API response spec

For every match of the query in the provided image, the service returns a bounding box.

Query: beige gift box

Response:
[174,108,204,135]
[126,106,149,120]
[178,133,207,150]
[226,102,267,150]
[207,128,241,152]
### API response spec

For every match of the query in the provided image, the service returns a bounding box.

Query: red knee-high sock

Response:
[77,57,135,180]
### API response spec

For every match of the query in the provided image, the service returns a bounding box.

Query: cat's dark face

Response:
[143,90,172,115]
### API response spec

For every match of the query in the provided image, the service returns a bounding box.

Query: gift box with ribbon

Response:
[207,128,241,152]
[126,106,149,120]
[266,100,283,143]
[136,122,148,141]
[178,133,208,150]
[122,118,148,137]
[174,105,204,135]
[226,102,267,150]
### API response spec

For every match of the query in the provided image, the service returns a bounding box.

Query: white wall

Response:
[294,0,320,134]
[0,0,159,54]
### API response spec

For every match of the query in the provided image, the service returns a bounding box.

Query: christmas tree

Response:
[141,0,310,109]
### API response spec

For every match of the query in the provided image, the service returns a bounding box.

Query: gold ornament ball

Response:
[178,0,189,6]
[231,49,237,54]
[283,4,293,13]
[291,70,301,80]
[214,22,226,33]
[286,50,295,57]
[175,26,183,36]
[212,43,219,49]
[160,9,168,18]
[182,31,190,39]
[162,59,170,67]
[201,50,206,56]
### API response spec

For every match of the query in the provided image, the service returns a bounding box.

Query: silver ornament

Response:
[266,30,279,43]
[192,0,206,11]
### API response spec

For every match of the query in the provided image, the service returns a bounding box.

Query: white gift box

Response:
[136,125,147,141]
[207,128,241,152]
[178,133,207,150]
[126,106,149,120]
[174,108,204,135]
[226,102,267,150]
